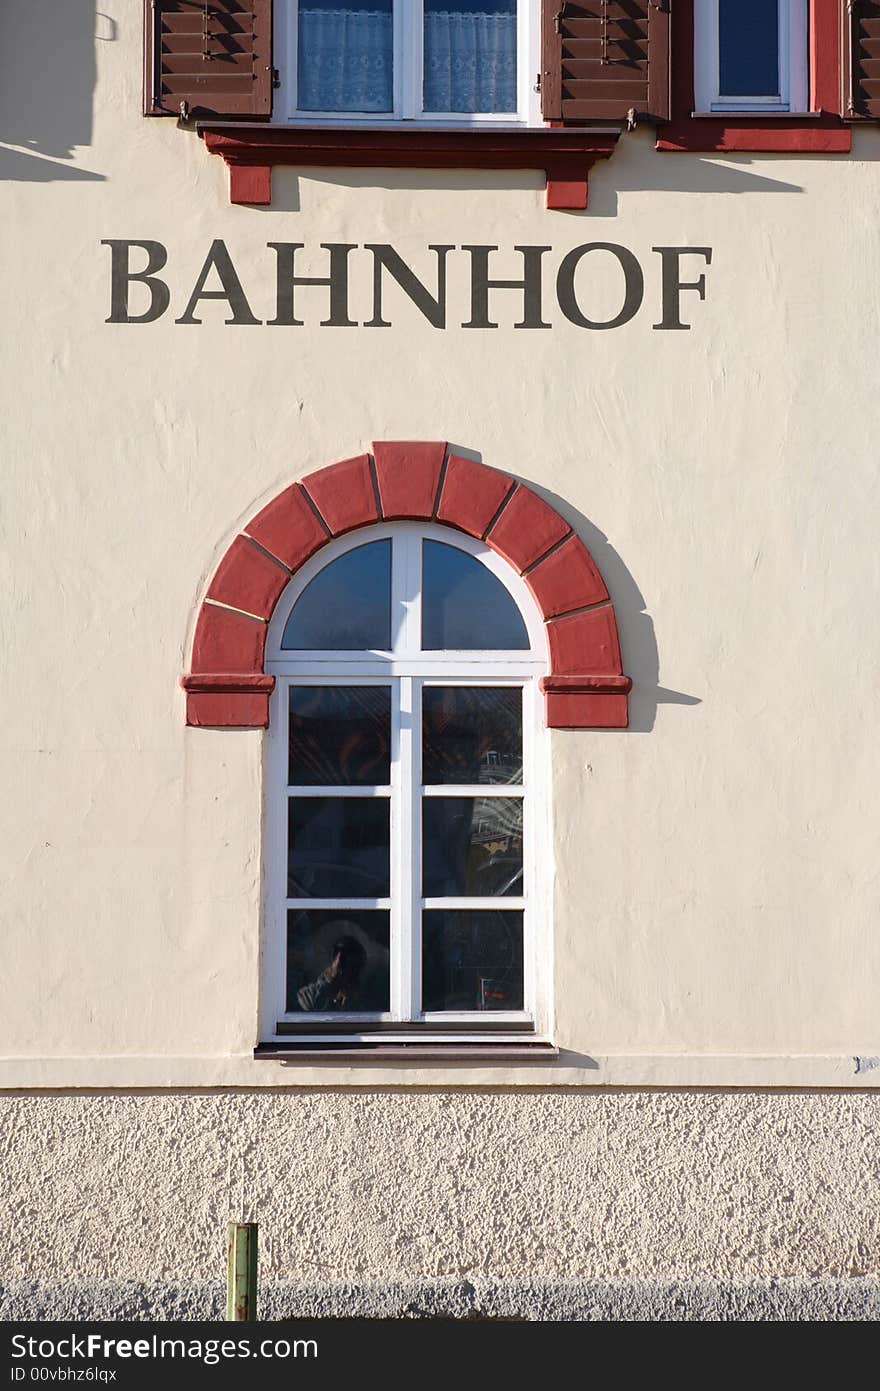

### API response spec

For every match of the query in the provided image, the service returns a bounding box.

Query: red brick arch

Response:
[181,443,632,729]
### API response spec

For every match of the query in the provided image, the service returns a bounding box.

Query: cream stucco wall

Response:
[1,1092,877,1292]
[1,5,880,1092]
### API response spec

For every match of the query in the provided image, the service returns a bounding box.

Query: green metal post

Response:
[226,1221,258,1321]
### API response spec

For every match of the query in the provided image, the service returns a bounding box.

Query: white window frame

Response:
[275,0,541,127]
[694,0,809,114]
[260,522,551,1044]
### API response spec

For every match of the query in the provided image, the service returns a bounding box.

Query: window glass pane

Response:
[423,796,523,896]
[281,540,391,650]
[423,0,517,113]
[289,686,391,786]
[718,0,779,96]
[288,797,390,897]
[421,541,529,650]
[422,909,523,1011]
[298,0,394,112]
[287,908,390,1012]
[422,687,522,785]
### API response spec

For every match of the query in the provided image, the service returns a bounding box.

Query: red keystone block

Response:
[525,534,608,619]
[301,454,378,535]
[191,604,266,674]
[436,454,513,539]
[545,173,588,210]
[487,484,571,573]
[246,482,328,572]
[206,535,290,620]
[373,441,446,519]
[546,606,622,677]
[544,691,628,729]
[229,164,272,205]
[186,690,271,727]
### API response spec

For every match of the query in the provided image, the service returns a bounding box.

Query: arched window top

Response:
[183,442,630,729]
[267,523,544,667]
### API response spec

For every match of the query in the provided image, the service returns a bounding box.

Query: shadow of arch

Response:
[524,482,701,734]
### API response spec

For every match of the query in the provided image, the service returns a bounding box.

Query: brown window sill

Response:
[196,122,622,210]
[254,1041,559,1062]
[657,112,851,153]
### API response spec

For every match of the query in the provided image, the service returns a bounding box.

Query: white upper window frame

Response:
[694,0,810,114]
[275,0,542,127]
[260,522,552,1045]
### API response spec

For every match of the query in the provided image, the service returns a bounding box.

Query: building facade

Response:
[1,1,879,1319]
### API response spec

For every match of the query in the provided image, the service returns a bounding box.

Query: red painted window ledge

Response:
[197,124,621,210]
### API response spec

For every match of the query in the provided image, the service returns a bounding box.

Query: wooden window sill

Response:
[195,123,622,210]
[657,113,851,153]
[254,1041,559,1061]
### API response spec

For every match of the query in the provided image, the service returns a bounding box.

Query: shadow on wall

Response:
[259,136,806,216]
[0,0,108,181]
[524,477,700,735]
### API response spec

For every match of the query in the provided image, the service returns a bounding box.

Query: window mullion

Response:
[410,676,423,1017]
[393,674,414,1020]
[398,0,420,120]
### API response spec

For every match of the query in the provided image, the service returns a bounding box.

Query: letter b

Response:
[102,240,170,323]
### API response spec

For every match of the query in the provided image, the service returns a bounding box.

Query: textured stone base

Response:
[2,1278,878,1322]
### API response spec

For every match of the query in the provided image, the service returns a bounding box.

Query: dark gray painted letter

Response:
[652,247,712,330]
[462,246,551,329]
[556,243,644,330]
[175,240,261,325]
[103,240,170,324]
[267,243,358,326]
[364,245,453,328]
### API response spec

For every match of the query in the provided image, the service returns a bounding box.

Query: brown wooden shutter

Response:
[144,1,272,118]
[541,1,670,124]
[845,0,880,119]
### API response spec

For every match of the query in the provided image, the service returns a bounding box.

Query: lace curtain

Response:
[298,7,394,112]
[298,6,517,115]
[423,9,517,113]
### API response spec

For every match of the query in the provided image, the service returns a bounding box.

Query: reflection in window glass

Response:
[298,0,394,112]
[289,686,391,786]
[287,908,390,1012]
[719,0,779,96]
[422,686,522,785]
[422,541,529,649]
[423,0,517,113]
[423,797,523,897]
[282,540,391,650]
[422,909,523,1011]
[288,797,390,898]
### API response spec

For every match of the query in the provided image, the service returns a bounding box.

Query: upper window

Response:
[261,523,549,1044]
[279,0,532,123]
[694,0,809,113]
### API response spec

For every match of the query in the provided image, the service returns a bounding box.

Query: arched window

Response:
[261,522,550,1044]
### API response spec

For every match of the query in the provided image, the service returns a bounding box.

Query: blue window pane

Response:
[719,0,779,97]
[422,910,523,1012]
[298,0,393,112]
[422,686,522,785]
[289,686,391,786]
[423,0,517,113]
[281,541,391,651]
[288,797,390,898]
[423,797,524,897]
[287,908,390,1012]
[422,541,529,649]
